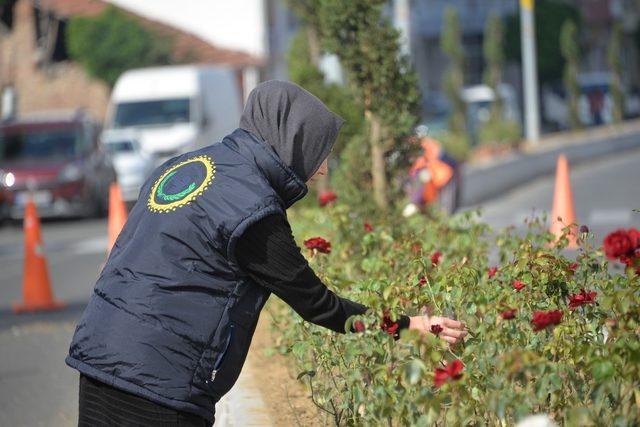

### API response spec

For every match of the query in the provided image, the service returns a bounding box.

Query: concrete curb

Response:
[460,120,640,207]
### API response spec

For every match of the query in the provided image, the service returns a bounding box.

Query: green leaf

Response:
[591,361,615,382]
[404,359,426,385]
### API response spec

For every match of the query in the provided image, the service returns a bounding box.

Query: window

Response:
[113,99,191,128]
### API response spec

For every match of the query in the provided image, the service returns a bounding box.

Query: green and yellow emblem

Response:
[147,155,215,213]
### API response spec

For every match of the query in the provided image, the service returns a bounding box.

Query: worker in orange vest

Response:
[404,135,460,216]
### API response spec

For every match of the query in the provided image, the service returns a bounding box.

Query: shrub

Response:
[269,202,640,425]
[438,131,471,162]
[479,120,521,147]
[67,7,172,86]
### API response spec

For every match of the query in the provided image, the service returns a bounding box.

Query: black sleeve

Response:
[234,214,409,336]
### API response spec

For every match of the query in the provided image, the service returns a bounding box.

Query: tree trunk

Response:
[306,26,321,66]
[366,110,387,208]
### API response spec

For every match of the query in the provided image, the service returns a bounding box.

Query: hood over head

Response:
[239,80,345,182]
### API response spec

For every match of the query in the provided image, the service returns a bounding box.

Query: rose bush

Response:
[265,202,639,425]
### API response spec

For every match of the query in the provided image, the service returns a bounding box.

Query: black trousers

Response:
[78,374,211,427]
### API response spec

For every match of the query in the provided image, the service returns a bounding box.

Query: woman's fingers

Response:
[442,327,466,340]
[441,335,457,344]
[441,317,465,330]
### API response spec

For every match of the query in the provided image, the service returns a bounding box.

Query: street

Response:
[0,148,639,426]
[473,147,640,245]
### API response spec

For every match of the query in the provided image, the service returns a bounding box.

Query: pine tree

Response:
[319,0,420,209]
[560,20,581,130]
[441,7,466,135]
[609,24,625,124]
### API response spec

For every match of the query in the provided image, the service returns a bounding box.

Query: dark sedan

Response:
[0,111,116,220]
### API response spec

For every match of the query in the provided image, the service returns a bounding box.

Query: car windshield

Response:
[104,140,135,153]
[113,98,191,128]
[0,127,80,162]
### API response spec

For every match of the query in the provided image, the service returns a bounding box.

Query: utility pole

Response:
[394,0,411,57]
[520,0,540,144]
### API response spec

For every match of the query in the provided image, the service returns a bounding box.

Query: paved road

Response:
[470,148,640,246]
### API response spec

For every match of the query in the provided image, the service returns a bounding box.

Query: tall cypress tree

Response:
[560,20,581,130]
[609,24,625,124]
[441,7,466,135]
[483,13,504,125]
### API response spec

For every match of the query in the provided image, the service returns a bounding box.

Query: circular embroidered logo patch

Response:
[147,155,215,213]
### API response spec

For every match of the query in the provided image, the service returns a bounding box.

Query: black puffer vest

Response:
[66,128,308,422]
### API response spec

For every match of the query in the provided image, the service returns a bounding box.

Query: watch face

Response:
[148,155,216,213]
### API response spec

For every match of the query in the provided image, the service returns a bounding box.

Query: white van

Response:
[105,65,243,163]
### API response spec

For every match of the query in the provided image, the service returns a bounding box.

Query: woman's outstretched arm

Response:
[234,213,409,336]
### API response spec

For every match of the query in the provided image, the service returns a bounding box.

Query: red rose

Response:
[431,251,442,266]
[512,280,526,291]
[354,320,366,332]
[500,308,517,320]
[364,223,374,233]
[318,190,337,207]
[418,276,427,287]
[381,311,400,337]
[430,324,443,335]
[568,288,597,310]
[531,310,563,332]
[303,237,331,254]
[603,228,639,260]
[434,359,464,387]
[487,267,498,279]
[568,262,578,274]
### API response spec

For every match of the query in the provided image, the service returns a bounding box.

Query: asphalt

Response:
[471,146,640,247]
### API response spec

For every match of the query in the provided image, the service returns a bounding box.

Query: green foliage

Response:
[319,0,420,137]
[560,20,581,130]
[483,13,505,121]
[318,0,420,208]
[479,120,521,148]
[438,131,471,162]
[505,0,581,84]
[480,13,520,148]
[67,7,172,86]
[609,24,625,124]
[441,7,466,135]
[286,30,363,157]
[269,203,640,425]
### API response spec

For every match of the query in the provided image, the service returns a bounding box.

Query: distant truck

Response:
[104,65,243,164]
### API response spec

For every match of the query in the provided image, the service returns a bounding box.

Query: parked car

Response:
[0,110,116,220]
[104,65,243,165]
[100,128,154,204]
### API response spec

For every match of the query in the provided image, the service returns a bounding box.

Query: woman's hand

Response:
[409,315,467,345]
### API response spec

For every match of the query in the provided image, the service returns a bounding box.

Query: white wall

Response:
[105,0,267,58]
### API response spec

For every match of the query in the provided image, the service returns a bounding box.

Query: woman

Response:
[66,81,466,426]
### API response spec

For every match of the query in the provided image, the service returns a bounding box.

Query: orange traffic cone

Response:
[550,154,578,248]
[108,183,128,253]
[13,198,64,313]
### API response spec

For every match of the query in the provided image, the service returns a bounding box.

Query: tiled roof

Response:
[34,0,262,67]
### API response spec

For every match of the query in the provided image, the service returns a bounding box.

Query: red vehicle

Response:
[0,111,116,220]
